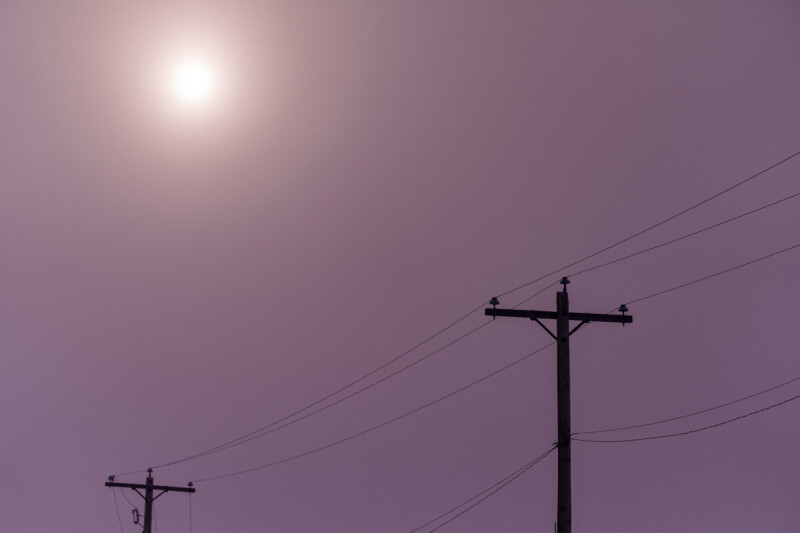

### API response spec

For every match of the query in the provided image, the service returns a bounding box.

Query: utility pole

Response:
[106,469,195,533]
[485,277,631,533]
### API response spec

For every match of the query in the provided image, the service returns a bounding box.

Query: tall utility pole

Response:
[485,277,632,533]
[106,469,195,533]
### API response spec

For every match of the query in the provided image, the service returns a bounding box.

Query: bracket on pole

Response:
[532,317,557,340]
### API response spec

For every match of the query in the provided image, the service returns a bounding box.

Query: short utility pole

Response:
[485,277,632,533]
[106,469,195,533]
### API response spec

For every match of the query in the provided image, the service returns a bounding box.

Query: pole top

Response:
[618,304,629,326]
[559,277,570,292]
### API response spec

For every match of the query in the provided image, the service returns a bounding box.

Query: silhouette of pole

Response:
[556,288,571,533]
[106,469,195,533]
[486,278,632,533]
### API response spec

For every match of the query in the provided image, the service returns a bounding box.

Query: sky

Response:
[2,1,800,532]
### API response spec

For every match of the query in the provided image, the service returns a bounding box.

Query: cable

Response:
[496,150,800,299]
[574,374,800,436]
[115,152,799,479]
[111,488,125,533]
[409,446,556,533]
[113,305,487,477]
[192,342,555,483]
[134,320,495,475]
[189,237,799,482]
[625,241,800,306]
[567,191,800,280]
[189,236,800,483]
[119,487,138,509]
[112,320,489,478]
[572,394,800,443]
[511,280,560,309]
[413,446,557,533]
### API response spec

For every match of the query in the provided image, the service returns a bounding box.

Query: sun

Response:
[172,59,216,106]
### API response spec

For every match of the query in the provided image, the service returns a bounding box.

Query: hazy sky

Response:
[2,2,800,532]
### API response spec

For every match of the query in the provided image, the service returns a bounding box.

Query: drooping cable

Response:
[116,151,798,479]
[119,487,137,509]
[574,374,800,436]
[413,445,557,533]
[189,237,800,482]
[496,150,800,298]
[111,488,126,533]
[567,190,800,281]
[135,320,495,474]
[625,242,800,306]
[191,342,555,483]
[572,394,800,444]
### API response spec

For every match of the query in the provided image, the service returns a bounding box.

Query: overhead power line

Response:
[625,241,800,305]
[497,149,800,298]
[191,239,800,482]
[146,216,800,476]
[574,374,800,436]
[191,342,556,483]
[122,321,495,476]
[572,394,800,444]
[409,445,557,533]
[111,488,125,533]
[114,150,799,479]
[566,190,800,280]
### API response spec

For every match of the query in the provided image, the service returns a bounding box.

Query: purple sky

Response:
[3,2,800,532]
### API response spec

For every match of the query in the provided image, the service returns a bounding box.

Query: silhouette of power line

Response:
[410,445,558,533]
[572,394,800,444]
[111,488,125,533]
[625,242,800,305]
[574,375,800,436]
[115,321,495,477]
[190,239,799,482]
[148,232,800,476]
[191,342,556,483]
[113,151,800,479]
[566,190,800,280]
[496,149,800,298]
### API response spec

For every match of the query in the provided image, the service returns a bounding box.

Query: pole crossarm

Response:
[485,308,632,325]
[106,472,195,533]
[105,481,196,494]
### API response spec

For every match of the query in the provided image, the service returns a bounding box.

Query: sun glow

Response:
[171,58,216,106]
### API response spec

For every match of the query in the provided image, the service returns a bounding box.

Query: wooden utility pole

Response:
[106,469,195,533]
[485,278,632,533]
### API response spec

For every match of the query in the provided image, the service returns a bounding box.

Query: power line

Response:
[413,446,557,533]
[114,151,798,479]
[192,342,555,483]
[566,190,800,280]
[118,486,137,510]
[190,238,800,482]
[116,303,485,477]
[496,149,800,298]
[111,488,125,533]
[192,239,800,482]
[573,374,800,436]
[572,394,800,444]
[130,321,495,475]
[626,241,800,306]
